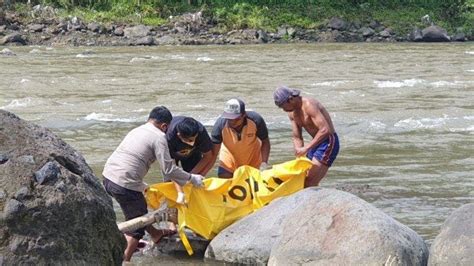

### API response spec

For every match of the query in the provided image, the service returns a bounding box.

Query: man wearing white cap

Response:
[273,86,339,187]
[211,98,271,178]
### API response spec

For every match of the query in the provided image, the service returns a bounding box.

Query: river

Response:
[1,43,473,264]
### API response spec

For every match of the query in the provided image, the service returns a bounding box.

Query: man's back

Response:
[103,123,164,192]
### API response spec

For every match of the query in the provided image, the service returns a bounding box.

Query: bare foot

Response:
[150,229,176,244]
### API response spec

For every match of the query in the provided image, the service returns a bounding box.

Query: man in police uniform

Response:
[211,98,271,178]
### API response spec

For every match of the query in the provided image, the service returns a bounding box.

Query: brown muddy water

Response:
[1,43,473,264]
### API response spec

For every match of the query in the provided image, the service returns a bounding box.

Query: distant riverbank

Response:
[0,2,472,46]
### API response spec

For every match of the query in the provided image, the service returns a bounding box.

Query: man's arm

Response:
[191,150,214,176]
[251,112,271,165]
[260,138,270,164]
[209,143,221,170]
[209,118,225,173]
[155,136,191,186]
[290,114,304,156]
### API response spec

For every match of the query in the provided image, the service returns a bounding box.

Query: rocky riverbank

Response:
[0,5,471,47]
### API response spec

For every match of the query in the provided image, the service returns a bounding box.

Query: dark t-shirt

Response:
[166,116,213,160]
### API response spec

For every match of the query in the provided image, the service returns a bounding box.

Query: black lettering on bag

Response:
[229,185,247,201]
[245,178,259,200]
[272,176,284,185]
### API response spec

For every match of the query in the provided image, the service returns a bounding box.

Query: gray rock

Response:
[0,25,5,35]
[34,161,60,185]
[369,20,381,30]
[428,203,474,266]
[14,186,30,200]
[228,38,242,45]
[18,155,35,164]
[205,188,428,265]
[113,26,124,36]
[268,188,428,265]
[28,24,44,33]
[360,27,375,37]
[422,25,450,42]
[0,188,6,201]
[287,27,296,38]
[277,26,287,37]
[206,188,428,265]
[452,32,466,42]
[1,33,26,45]
[328,17,347,30]
[124,25,150,38]
[156,35,177,45]
[410,28,423,42]
[0,110,125,264]
[318,30,340,42]
[67,16,84,31]
[87,22,102,32]
[349,21,362,31]
[256,30,269,43]
[175,26,186,33]
[132,36,155,46]
[0,154,9,164]
[380,30,391,38]
[7,24,20,31]
[3,199,24,219]
[0,7,4,25]
[205,190,304,264]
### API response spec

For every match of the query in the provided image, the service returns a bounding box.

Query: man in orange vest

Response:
[211,98,271,178]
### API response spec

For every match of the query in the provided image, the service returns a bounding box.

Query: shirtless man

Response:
[273,86,339,187]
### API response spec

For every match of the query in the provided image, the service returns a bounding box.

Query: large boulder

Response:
[268,188,428,265]
[205,189,305,264]
[421,26,450,42]
[428,203,474,265]
[206,188,428,265]
[0,110,125,264]
[410,27,423,41]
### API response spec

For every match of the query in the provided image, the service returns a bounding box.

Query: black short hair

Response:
[177,117,199,138]
[148,106,172,124]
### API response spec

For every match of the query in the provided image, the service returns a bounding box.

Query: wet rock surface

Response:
[0,110,125,265]
[428,203,474,266]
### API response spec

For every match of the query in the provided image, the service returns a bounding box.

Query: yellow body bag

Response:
[145,158,312,255]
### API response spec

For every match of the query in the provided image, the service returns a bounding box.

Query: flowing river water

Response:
[1,43,473,264]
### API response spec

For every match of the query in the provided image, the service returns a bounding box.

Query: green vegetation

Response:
[8,0,474,35]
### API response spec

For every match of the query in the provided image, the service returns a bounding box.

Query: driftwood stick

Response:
[117,209,166,233]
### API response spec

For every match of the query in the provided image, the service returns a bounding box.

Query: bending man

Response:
[166,116,214,176]
[273,86,339,187]
[102,106,204,262]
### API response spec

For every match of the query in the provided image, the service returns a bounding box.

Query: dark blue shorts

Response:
[306,133,340,167]
[103,178,147,240]
[217,166,233,178]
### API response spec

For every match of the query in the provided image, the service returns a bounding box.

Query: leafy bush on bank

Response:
[5,0,473,35]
